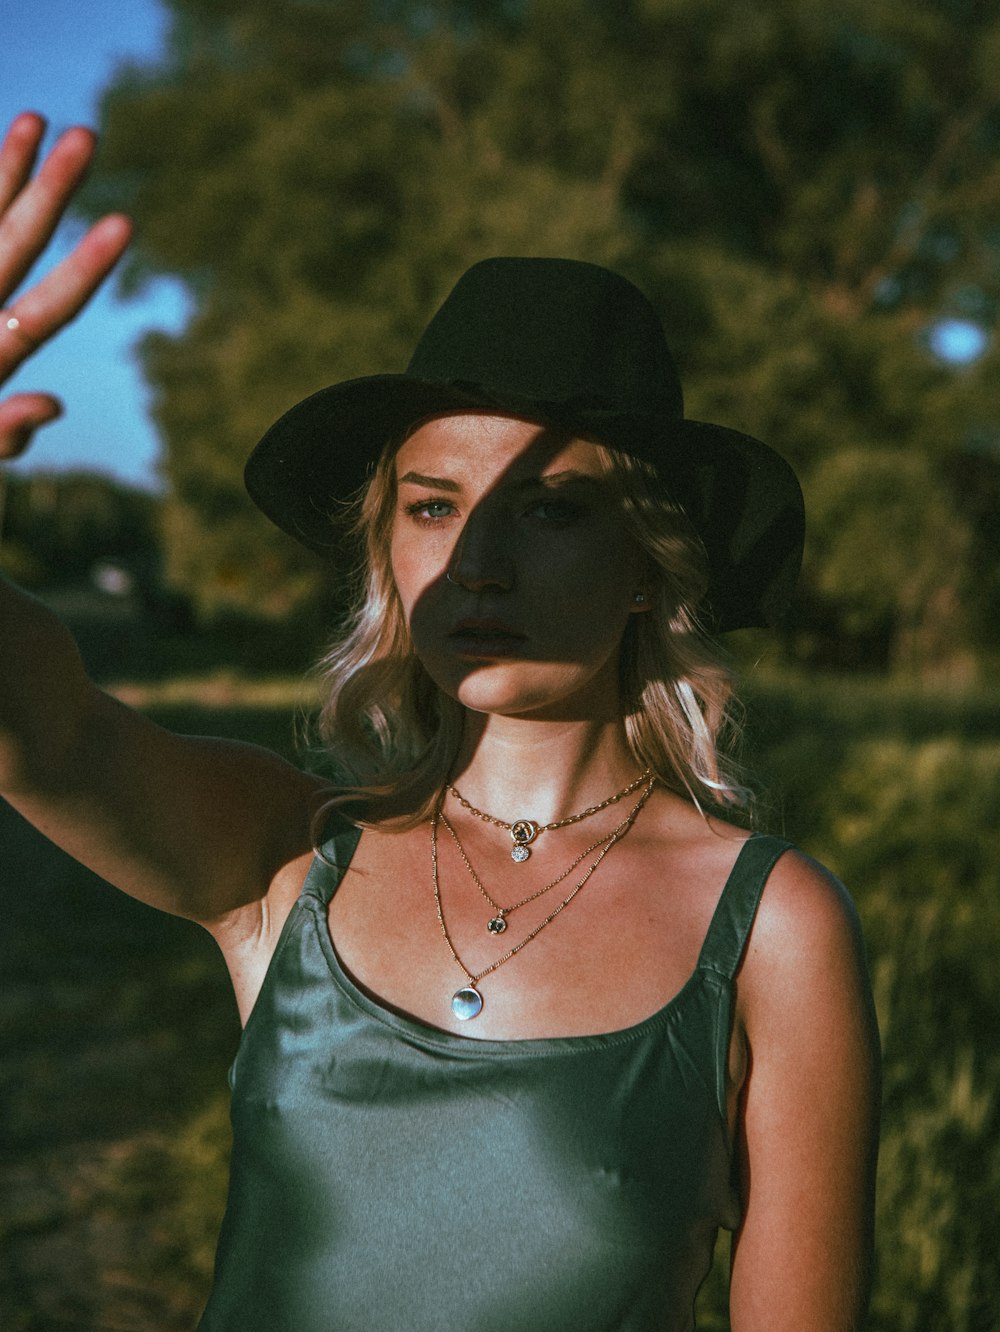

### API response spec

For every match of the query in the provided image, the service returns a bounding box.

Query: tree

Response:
[83,0,1000,671]
[0,470,160,590]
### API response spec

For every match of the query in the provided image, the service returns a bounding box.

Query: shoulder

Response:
[748,843,863,946]
[734,842,878,1058]
[745,844,865,963]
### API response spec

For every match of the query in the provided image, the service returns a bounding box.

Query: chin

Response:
[446,660,620,722]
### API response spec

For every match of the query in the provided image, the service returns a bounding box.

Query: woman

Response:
[1,114,880,1330]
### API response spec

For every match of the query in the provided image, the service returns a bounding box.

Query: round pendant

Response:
[511,845,530,863]
[510,819,539,847]
[452,986,484,1020]
[487,915,507,934]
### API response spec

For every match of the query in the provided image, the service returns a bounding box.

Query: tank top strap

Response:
[696,834,793,982]
[300,809,364,908]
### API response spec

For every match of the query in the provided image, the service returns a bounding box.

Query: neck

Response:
[449,712,644,825]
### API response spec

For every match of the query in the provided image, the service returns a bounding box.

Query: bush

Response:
[697,686,1000,1331]
[816,736,1000,1332]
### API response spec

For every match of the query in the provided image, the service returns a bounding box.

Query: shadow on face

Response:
[387,414,650,726]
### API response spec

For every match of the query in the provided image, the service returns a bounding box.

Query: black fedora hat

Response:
[245,257,804,631]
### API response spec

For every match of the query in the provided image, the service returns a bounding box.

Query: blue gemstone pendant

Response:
[452,986,484,1020]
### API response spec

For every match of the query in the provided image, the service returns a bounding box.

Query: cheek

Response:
[544,534,640,619]
[389,544,455,663]
[389,534,445,619]
[388,548,414,618]
[553,604,633,674]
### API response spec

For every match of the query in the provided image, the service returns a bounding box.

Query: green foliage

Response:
[111,1094,232,1292]
[0,472,159,587]
[806,450,973,669]
[81,0,1000,666]
[818,736,1000,1330]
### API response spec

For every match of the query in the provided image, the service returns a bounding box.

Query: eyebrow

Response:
[397,469,599,492]
[532,470,601,487]
[398,471,462,492]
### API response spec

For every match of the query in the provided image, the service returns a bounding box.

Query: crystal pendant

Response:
[487,915,507,934]
[452,986,484,1020]
[511,845,530,863]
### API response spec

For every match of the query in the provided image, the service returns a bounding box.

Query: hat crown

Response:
[406,258,684,419]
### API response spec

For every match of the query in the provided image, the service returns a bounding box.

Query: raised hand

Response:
[0,113,132,461]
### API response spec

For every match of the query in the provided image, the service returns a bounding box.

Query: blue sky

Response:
[2,0,184,490]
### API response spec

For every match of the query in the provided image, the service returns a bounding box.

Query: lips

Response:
[448,618,527,655]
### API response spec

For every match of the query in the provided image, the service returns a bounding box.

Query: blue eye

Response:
[405,499,456,523]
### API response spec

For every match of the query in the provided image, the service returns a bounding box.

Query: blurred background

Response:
[1,1,998,1328]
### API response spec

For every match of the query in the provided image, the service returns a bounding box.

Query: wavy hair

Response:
[310,430,752,830]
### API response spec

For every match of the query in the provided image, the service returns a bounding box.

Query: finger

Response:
[0,124,99,297]
[0,113,46,216]
[0,392,62,460]
[0,212,132,378]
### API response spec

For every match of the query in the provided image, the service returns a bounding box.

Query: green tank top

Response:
[199,823,790,1332]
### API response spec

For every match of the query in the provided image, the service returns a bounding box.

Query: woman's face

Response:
[389,413,648,721]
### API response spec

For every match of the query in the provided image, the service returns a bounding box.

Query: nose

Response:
[446,504,514,592]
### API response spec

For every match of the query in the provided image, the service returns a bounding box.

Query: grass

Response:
[106,671,319,711]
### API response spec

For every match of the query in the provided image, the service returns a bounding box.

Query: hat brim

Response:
[244,374,804,632]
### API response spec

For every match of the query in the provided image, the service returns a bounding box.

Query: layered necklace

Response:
[448,769,651,863]
[438,807,633,937]
[432,777,655,1021]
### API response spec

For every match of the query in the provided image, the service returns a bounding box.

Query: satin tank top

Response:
[199,825,791,1332]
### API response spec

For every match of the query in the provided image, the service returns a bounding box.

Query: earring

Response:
[633,592,647,605]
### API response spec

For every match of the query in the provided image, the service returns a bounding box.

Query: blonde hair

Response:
[311,430,751,829]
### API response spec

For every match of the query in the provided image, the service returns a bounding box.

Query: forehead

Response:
[393,413,611,484]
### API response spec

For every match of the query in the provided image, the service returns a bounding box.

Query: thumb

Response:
[0,393,63,460]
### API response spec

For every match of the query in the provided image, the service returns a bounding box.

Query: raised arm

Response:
[0,115,326,935]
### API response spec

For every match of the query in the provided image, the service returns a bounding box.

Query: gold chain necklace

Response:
[438,805,639,935]
[432,779,654,1021]
[447,769,651,863]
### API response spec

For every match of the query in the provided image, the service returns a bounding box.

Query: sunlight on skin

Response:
[0,114,132,461]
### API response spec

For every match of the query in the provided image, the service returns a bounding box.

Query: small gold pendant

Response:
[510,819,538,863]
[487,914,507,934]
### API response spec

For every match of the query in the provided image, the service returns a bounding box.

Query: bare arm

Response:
[0,588,324,923]
[0,115,326,932]
[729,851,881,1330]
